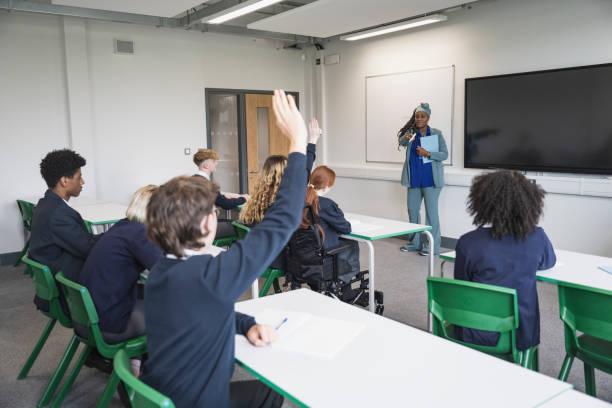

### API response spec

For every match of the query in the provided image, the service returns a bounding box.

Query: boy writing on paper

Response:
[141,90,308,408]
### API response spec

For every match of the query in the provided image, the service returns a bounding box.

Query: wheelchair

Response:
[284,206,384,315]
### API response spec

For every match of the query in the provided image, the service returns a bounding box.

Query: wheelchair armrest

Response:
[325,241,353,257]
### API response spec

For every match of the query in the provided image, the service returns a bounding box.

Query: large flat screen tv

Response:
[464,63,612,175]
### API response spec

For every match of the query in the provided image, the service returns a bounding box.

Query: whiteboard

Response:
[366,66,454,164]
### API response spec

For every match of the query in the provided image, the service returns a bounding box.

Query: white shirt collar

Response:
[166,246,225,260]
[196,170,210,180]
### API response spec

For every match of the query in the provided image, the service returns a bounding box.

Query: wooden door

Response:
[245,94,290,193]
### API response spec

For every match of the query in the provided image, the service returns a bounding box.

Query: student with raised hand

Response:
[79,185,162,355]
[453,170,556,352]
[141,89,307,408]
[30,149,98,312]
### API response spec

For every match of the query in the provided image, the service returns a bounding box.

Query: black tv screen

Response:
[465,63,612,175]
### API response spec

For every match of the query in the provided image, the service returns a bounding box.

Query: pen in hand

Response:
[275,317,288,331]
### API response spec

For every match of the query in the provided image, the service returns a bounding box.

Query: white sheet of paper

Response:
[255,308,365,358]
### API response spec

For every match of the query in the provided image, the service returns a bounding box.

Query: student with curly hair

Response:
[30,149,99,312]
[240,117,321,225]
[454,170,556,351]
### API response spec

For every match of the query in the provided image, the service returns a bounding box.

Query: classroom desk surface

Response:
[440,249,612,292]
[539,389,611,407]
[342,212,433,316]
[235,289,572,408]
[71,202,127,225]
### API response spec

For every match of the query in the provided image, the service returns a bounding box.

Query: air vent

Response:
[114,39,134,55]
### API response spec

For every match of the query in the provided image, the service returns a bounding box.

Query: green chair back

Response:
[15,200,35,266]
[22,256,72,328]
[114,349,175,408]
[427,276,520,361]
[558,282,612,350]
[232,221,250,239]
[16,199,35,230]
[557,281,612,395]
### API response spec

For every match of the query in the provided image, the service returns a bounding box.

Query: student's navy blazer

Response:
[30,190,98,311]
[191,174,246,210]
[80,219,163,334]
[30,190,98,281]
[318,196,351,249]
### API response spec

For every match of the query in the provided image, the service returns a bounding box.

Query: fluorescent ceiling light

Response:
[340,14,447,41]
[205,0,284,24]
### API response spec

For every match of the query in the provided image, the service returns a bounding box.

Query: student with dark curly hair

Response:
[453,170,556,351]
[30,149,98,312]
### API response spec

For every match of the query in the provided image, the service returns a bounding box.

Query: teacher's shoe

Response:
[419,248,439,256]
[400,243,419,252]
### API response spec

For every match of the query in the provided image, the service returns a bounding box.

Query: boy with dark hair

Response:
[142,90,307,408]
[30,148,98,312]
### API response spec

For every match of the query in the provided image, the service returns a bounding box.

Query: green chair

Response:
[53,272,146,408]
[427,276,539,370]
[113,349,175,408]
[15,200,35,266]
[212,236,238,248]
[557,281,612,397]
[232,221,284,297]
[20,256,82,408]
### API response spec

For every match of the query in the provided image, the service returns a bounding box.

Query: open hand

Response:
[308,118,322,144]
[272,89,307,154]
[246,324,278,347]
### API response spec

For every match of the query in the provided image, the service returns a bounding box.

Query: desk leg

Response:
[440,260,446,278]
[251,280,259,299]
[340,236,375,313]
[423,230,434,332]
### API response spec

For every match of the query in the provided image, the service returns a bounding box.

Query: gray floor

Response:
[1,238,610,407]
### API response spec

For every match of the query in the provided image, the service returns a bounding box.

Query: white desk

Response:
[71,202,128,234]
[539,389,611,407]
[235,289,572,408]
[439,249,612,292]
[342,212,433,318]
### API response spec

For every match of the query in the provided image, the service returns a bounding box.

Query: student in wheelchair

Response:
[285,166,384,315]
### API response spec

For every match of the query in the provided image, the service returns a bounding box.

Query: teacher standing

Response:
[398,103,448,255]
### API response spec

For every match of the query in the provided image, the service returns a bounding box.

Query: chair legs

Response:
[96,370,121,408]
[558,354,574,381]
[50,344,92,408]
[518,346,539,372]
[18,318,56,379]
[584,363,597,396]
[37,335,80,407]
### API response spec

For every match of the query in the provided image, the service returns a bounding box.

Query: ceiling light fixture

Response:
[205,0,284,25]
[340,14,447,41]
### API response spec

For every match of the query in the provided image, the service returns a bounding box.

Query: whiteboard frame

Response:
[365,65,455,166]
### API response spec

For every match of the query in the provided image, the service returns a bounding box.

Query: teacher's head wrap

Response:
[414,102,431,116]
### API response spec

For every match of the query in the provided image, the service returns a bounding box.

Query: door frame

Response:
[205,88,299,193]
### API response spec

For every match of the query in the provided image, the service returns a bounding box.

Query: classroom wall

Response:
[0,12,306,255]
[318,0,612,257]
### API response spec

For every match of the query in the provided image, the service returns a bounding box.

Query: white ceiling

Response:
[51,0,206,18]
[247,0,465,38]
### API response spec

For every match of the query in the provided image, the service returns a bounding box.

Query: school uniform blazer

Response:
[142,152,307,408]
[399,128,448,188]
[191,174,246,210]
[30,189,98,281]
[318,196,351,249]
[79,219,163,333]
